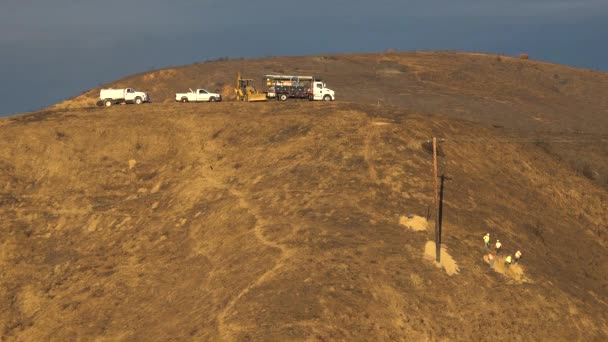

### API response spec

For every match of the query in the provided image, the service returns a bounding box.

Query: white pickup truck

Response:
[175,89,222,102]
[98,88,150,107]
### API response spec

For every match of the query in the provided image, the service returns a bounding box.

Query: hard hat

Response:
[497,240,500,242]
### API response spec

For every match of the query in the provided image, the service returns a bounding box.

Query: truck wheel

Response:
[323,95,332,101]
[181,97,188,103]
[279,94,288,101]
[209,97,216,102]
[96,100,104,107]
[104,99,113,107]
[135,97,143,105]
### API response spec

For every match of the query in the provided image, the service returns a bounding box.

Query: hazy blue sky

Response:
[1,0,607,116]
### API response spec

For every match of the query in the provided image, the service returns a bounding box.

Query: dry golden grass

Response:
[3,50,608,340]
[49,51,608,188]
[0,101,606,340]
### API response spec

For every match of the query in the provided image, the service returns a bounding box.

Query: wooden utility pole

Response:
[432,137,440,262]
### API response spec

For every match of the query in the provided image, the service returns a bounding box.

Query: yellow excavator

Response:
[235,72,267,102]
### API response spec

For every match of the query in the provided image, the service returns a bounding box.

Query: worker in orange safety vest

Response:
[488,253,495,269]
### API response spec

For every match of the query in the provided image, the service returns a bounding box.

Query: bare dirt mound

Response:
[0,102,607,340]
[423,241,459,276]
[399,215,428,231]
[483,255,530,284]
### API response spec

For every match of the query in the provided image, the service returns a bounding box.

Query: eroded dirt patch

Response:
[483,255,530,284]
[423,241,459,275]
[399,215,428,231]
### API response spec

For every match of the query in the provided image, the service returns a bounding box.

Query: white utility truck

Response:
[264,75,335,101]
[175,89,222,102]
[98,88,150,107]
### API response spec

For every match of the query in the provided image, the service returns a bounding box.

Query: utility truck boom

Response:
[264,75,335,101]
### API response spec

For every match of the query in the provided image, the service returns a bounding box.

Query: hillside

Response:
[54,51,608,188]
[1,101,607,340]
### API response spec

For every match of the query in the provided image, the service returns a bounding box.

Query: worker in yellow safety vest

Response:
[483,233,490,250]
[505,255,512,268]
[515,250,522,263]
[495,240,502,255]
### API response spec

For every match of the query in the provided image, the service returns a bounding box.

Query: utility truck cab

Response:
[312,80,335,101]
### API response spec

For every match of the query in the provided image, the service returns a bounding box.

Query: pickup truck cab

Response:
[176,89,222,102]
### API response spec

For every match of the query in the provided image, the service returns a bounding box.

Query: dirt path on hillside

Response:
[203,175,297,339]
[363,126,379,184]
[362,120,397,184]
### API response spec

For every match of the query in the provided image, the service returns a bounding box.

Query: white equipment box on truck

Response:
[264,75,335,101]
[98,88,151,107]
